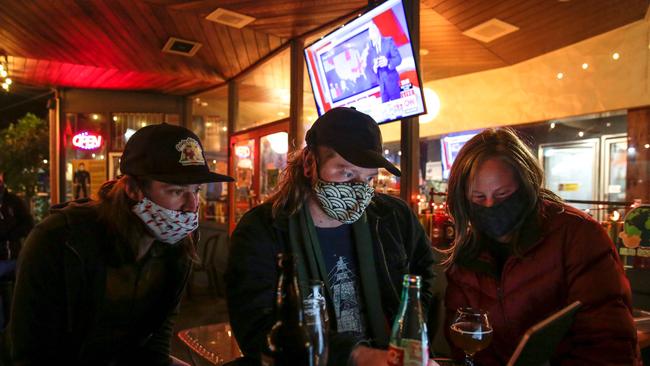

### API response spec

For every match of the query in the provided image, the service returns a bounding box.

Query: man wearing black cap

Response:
[225,108,437,365]
[5,124,233,365]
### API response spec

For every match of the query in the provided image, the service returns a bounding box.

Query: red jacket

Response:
[445,200,640,365]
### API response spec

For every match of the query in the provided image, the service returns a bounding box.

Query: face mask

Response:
[313,179,374,224]
[469,189,530,239]
[132,197,198,244]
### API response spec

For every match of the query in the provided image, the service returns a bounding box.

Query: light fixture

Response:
[221,126,228,132]
[266,132,289,154]
[384,149,390,155]
[556,72,564,80]
[645,143,650,149]
[112,116,118,122]
[420,88,441,124]
[92,114,99,120]
[578,131,584,137]
[612,52,620,60]
[550,122,556,129]
[628,147,636,156]
[0,56,10,92]
[581,63,589,70]
[43,159,48,164]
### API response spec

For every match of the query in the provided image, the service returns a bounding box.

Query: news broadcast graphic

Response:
[441,131,479,180]
[304,0,426,124]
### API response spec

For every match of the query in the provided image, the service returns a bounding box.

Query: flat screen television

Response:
[304,0,426,124]
[441,131,480,180]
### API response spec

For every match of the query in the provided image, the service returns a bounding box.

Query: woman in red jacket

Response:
[444,128,639,365]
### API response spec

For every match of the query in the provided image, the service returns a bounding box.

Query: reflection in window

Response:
[237,48,290,131]
[111,113,164,151]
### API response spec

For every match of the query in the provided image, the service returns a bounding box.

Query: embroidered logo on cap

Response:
[175,138,205,166]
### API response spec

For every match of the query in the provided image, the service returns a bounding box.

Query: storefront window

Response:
[63,113,110,201]
[377,123,401,197]
[191,86,229,224]
[237,48,290,131]
[110,113,164,151]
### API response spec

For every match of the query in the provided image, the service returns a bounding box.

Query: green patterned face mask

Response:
[313,179,374,224]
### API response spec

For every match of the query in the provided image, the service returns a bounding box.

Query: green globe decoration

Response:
[619,205,650,249]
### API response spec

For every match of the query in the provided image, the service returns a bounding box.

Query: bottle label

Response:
[388,340,429,366]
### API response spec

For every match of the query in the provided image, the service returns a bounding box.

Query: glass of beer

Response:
[449,307,493,366]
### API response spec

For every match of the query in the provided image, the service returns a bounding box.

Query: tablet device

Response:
[507,301,582,366]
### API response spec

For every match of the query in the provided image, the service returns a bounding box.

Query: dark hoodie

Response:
[3,200,191,366]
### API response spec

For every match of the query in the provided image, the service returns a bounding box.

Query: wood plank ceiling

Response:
[0,0,647,96]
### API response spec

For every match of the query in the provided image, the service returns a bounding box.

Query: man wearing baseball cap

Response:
[226,108,438,365]
[5,124,233,365]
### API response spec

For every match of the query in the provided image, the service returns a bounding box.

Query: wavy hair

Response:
[94,175,198,262]
[443,128,562,266]
[266,146,336,218]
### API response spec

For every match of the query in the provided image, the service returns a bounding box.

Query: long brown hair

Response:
[94,175,198,262]
[444,128,562,266]
[266,146,335,218]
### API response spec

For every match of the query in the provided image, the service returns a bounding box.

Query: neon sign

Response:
[72,131,103,150]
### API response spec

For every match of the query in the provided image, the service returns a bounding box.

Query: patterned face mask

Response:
[132,197,198,244]
[313,179,374,224]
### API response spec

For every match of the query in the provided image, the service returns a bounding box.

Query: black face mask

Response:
[469,189,530,240]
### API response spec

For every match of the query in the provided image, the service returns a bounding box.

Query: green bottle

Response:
[388,274,429,366]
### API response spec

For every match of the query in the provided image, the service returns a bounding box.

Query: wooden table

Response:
[177,323,243,365]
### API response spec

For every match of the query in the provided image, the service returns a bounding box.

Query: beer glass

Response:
[449,307,493,366]
[303,281,329,366]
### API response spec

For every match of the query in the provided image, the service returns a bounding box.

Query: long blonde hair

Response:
[94,175,198,261]
[444,128,562,266]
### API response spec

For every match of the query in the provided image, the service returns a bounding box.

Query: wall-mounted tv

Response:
[304,0,426,124]
[441,131,480,180]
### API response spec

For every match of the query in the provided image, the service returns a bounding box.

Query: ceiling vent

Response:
[162,37,202,57]
[206,8,255,29]
[462,18,519,43]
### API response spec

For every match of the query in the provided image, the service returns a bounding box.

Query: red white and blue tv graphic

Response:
[304,0,426,124]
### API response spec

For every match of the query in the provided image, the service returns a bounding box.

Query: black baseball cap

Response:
[120,123,234,184]
[305,107,401,176]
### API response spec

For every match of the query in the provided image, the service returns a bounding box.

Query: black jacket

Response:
[3,201,191,365]
[225,193,440,365]
[0,188,33,258]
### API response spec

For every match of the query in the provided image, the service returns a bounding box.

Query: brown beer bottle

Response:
[262,253,314,366]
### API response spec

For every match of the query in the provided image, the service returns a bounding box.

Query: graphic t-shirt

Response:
[315,224,367,337]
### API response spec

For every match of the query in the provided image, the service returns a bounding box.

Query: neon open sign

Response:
[72,131,103,150]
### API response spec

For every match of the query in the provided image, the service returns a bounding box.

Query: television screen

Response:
[304,0,426,124]
[441,131,479,180]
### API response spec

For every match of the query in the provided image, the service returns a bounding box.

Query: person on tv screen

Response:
[443,128,639,365]
[225,107,441,366]
[363,22,402,102]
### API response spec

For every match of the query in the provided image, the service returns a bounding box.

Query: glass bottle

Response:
[388,274,429,366]
[262,253,314,366]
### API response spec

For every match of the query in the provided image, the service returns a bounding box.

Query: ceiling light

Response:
[92,114,99,120]
[550,122,556,129]
[384,149,390,155]
[628,147,636,155]
[612,52,620,60]
[0,70,7,78]
[112,116,118,122]
[556,72,564,80]
[221,126,228,132]
[645,144,650,149]
[581,63,589,70]
[420,88,441,124]
[578,131,584,137]
[5,78,11,85]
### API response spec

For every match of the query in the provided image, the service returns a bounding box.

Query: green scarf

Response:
[287,204,389,345]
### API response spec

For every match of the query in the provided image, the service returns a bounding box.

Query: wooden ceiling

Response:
[0,0,647,96]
